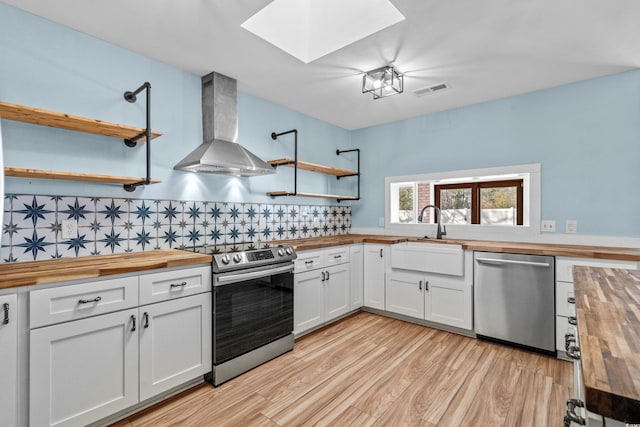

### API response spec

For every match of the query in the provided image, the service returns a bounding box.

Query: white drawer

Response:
[30,276,139,328]
[139,266,211,305]
[556,257,638,282]
[294,250,325,273]
[391,242,464,276]
[556,280,576,317]
[325,246,350,266]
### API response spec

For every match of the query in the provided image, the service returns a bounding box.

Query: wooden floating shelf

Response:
[268,158,357,178]
[5,167,161,186]
[267,191,358,201]
[0,101,162,142]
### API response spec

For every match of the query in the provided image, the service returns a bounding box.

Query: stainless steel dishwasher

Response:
[474,251,555,355]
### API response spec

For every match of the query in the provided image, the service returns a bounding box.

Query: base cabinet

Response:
[0,293,18,427]
[349,245,364,310]
[30,309,139,427]
[139,293,211,401]
[363,244,388,310]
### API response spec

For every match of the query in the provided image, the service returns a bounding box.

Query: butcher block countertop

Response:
[276,234,640,261]
[573,266,640,422]
[0,249,212,289]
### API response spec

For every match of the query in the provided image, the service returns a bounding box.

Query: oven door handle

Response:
[215,264,294,285]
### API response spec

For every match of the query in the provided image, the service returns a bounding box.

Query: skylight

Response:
[241,0,405,64]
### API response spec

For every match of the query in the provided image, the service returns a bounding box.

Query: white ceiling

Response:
[4,0,640,130]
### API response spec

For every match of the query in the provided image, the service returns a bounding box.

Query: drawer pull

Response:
[567,345,580,360]
[143,312,150,328]
[170,282,187,289]
[567,296,575,304]
[334,255,342,259]
[78,296,102,304]
[2,303,9,325]
[568,316,577,325]
[131,315,137,332]
[305,260,314,265]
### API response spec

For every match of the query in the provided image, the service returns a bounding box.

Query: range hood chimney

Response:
[174,72,276,176]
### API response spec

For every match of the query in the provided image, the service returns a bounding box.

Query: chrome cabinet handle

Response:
[379,249,383,258]
[326,271,330,280]
[334,255,342,259]
[2,303,9,325]
[78,296,102,304]
[419,280,422,290]
[143,312,150,328]
[563,399,586,426]
[567,296,575,304]
[170,281,187,288]
[568,316,577,325]
[475,257,551,268]
[567,345,580,360]
[131,315,137,332]
[321,271,326,282]
[305,260,314,265]
[425,281,429,291]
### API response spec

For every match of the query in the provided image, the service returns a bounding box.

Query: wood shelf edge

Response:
[0,101,162,141]
[5,167,161,186]
[268,157,357,177]
[266,191,358,200]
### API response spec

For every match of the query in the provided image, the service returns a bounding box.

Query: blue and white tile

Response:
[183,225,205,248]
[205,225,225,246]
[157,200,181,225]
[57,196,94,228]
[259,204,273,227]
[130,200,156,226]
[130,225,157,252]
[286,205,299,224]
[207,202,225,224]
[157,225,181,249]
[13,195,56,228]
[58,231,94,258]
[3,194,13,217]
[96,226,129,255]
[184,201,205,225]
[11,227,57,261]
[287,223,299,240]
[96,198,129,227]
[274,204,287,222]
[299,224,311,238]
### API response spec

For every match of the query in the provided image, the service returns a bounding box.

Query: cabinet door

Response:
[424,276,472,330]
[139,293,212,401]
[30,309,138,427]
[363,244,387,310]
[324,264,350,321]
[385,271,424,319]
[0,294,17,427]
[294,270,324,334]
[349,245,364,309]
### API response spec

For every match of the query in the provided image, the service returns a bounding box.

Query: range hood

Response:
[174,72,276,176]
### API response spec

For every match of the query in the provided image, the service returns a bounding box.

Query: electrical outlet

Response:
[378,217,385,227]
[541,220,556,232]
[301,206,309,217]
[313,217,320,227]
[61,219,77,239]
[565,220,577,234]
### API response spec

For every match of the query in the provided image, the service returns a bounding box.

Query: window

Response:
[385,164,540,233]
[434,179,523,225]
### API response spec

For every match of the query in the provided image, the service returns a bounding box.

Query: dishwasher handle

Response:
[475,257,551,268]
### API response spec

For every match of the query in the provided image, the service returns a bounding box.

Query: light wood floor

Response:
[112,312,572,427]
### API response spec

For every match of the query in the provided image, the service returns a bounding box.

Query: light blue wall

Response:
[352,70,640,237]
[0,3,354,205]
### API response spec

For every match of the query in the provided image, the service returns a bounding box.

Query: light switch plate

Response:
[565,220,577,234]
[541,220,556,232]
[378,217,385,227]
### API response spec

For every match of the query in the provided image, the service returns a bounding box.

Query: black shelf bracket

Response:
[270,129,298,198]
[123,82,152,192]
[336,148,361,202]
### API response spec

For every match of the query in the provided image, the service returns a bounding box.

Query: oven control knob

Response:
[277,248,285,257]
[220,254,230,265]
[233,253,242,263]
[285,247,293,256]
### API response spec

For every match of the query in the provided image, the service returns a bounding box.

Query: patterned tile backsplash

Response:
[1,194,352,263]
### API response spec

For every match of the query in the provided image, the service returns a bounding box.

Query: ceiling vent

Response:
[414,82,450,97]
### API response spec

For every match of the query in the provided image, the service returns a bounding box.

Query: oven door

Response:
[213,263,294,365]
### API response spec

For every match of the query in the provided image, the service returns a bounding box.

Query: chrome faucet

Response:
[418,204,447,239]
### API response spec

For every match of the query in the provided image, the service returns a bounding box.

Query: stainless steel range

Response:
[188,243,296,386]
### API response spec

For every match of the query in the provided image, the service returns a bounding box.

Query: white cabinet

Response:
[294,247,351,335]
[0,293,18,427]
[29,265,212,427]
[555,257,638,357]
[30,308,139,427]
[363,244,389,310]
[349,245,364,310]
[139,293,211,401]
[386,246,473,331]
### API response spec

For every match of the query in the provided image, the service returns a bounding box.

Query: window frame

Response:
[434,179,524,225]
